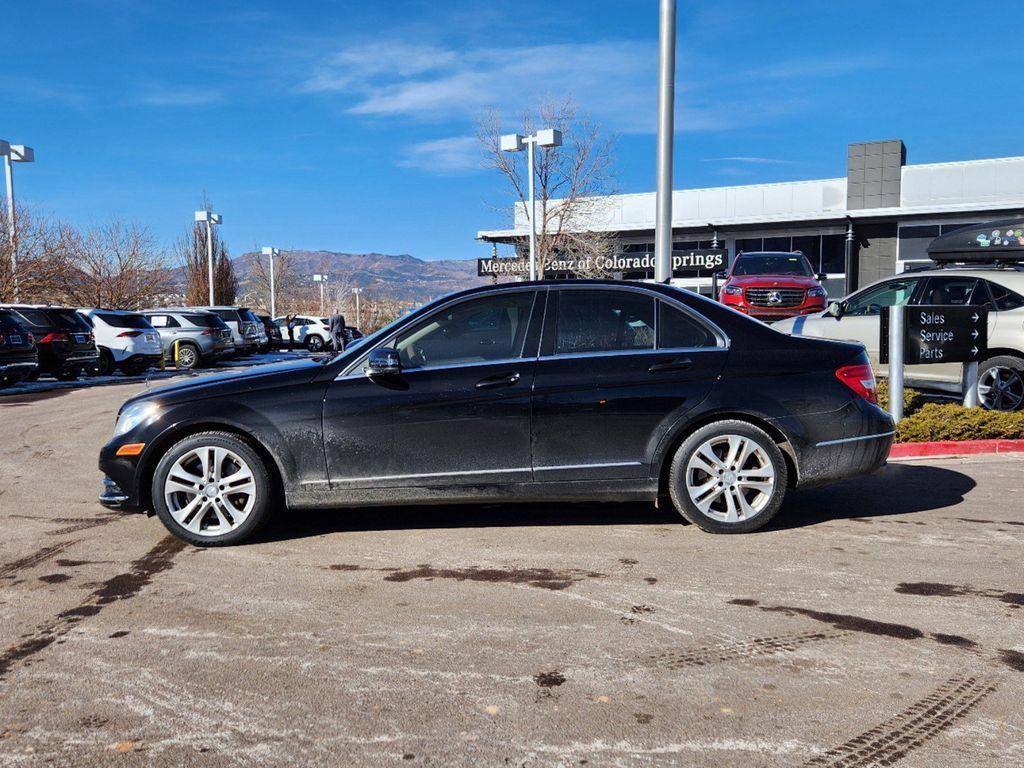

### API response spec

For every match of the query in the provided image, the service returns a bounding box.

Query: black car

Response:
[0,309,39,387]
[2,305,99,380]
[255,313,281,353]
[99,280,893,546]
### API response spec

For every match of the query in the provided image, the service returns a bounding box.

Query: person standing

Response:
[286,314,296,351]
[329,311,347,352]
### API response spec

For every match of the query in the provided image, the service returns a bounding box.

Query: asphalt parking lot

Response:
[1,381,1022,767]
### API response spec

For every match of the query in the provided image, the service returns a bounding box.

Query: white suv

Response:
[773,265,1024,411]
[77,308,164,376]
[275,315,332,351]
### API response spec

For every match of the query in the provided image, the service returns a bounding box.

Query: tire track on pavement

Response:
[0,540,81,579]
[650,630,848,669]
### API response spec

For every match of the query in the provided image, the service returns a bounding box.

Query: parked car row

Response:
[271,315,363,352]
[0,302,336,390]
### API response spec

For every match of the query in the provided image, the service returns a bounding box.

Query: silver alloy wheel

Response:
[978,366,1024,411]
[176,344,198,369]
[685,434,776,523]
[307,335,324,352]
[163,446,257,536]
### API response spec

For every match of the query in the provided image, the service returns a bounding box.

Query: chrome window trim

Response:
[815,431,895,448]
[333,283,729,381]
[535,461,643,472]
[336,286,543,380]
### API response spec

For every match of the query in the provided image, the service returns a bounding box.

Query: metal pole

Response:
[654,0,676,284]
[4,154,17,301]
[206,219,215,305]
[963,362,980,408]
[844,218,855,296]
[527,138,537,281]
[888,304,905,423]
[269,250,276,318]
[319,281,325,315]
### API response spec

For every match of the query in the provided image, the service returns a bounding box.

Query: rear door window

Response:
[920,277,984,306]
[658,303,716,349]
[982,280,1024,312]
[555,290,655,354]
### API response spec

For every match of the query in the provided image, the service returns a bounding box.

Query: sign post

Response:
[881,305,989,417]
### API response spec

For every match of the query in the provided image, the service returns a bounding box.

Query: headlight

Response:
[113,401,161,438]
[723,285,743,296]
[808,286,827,298]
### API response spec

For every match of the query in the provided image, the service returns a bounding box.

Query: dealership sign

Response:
[881,305,989,365]
[477,249,727,278]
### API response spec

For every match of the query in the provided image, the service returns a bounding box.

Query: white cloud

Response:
[136,87,223,106]
[701,156,800,165]
[398,136,481,174]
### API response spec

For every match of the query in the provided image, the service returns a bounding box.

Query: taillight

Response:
[38,332,71,344]
[836,363,878,404]
[201,329,219,336]
[117,330,143,337]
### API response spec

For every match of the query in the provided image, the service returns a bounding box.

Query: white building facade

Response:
[477,140,1024,297]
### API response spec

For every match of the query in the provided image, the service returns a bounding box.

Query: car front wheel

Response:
[668,420,788,534]
[977,356,1024,411]
[306,335,325,352]
[152,431,273,546]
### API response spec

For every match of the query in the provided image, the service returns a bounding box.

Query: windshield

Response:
[185,313,228,329]
[96,312,153,329]
[733,253,813,277]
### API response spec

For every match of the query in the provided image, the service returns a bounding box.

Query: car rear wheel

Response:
[306,335,325,352]
[977,356,1024,411]
[152,432,273,546]
[91,348,116,376]
[55,367,81,381]
[120,361,150,376]
[668,420,788,534]
[174,342,200,370]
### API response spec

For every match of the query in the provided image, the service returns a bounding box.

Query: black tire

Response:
[90,348,116,376]
[174,342,201,370]
[120,361,151,377]
[306,335,325,352]
[668,419,788,534]
[976,355,1024,412]
[151,431,274,546]
[55,367,81,382]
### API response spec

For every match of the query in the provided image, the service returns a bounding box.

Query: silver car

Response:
[773,265,1024,410]
[199,306,267,356]
[141,309,235,370]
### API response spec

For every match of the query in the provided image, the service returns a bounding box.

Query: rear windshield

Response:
[96,312,153,329]
[0,311,27,332]
[185,313,227,329]
[47,309,93,331]
[241,309,260,324]
[13,308,55,328]
[212,309,240,323]
[733,254,814,277]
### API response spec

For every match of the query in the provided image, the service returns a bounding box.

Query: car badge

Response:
[767,290,783,305]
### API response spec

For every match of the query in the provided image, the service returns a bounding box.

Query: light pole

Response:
[313,274,328,314]
[194,209,222,305]
[351,287,363,329]
[500,128,563,281]
[654,0,677,284]
[1,142,35,301]
[261,247,279,317]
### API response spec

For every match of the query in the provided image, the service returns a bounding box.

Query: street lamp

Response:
[194,209,222,306]
[2,142,35,301]
[261,247,279,317]
[312,273,328,314]
[351,286,364,329]
[500,128,562,281]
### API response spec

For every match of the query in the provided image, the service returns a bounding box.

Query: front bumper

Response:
[723,301,826,320]
[99,475,134,510]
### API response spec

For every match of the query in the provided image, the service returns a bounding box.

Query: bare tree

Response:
[246,248,299,316]
[480,96,618,278]
[0,202,76,303]
[178,217,234,306]
[61,220,172,309]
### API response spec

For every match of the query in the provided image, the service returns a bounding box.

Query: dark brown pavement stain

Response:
[326,562,604,591]
[896,581,1024,606]
[533,670,566,688]
[0,536,187,682]
[999,650,1024,672]
[37,574,71,584]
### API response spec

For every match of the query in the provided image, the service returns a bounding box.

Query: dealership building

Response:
[477,139,1024,297]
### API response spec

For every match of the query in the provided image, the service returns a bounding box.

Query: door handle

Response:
[476,372,520,389]
[648,357,693,374]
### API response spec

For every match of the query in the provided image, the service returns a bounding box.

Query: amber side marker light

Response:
[116,443,146,457]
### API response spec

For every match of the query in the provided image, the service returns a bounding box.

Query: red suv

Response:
[718,251,828,321]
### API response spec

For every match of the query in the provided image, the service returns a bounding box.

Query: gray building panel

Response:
[847,139,905,210]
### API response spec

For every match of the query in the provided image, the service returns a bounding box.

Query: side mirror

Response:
[367,347,401,376]
[826,301,845,319]
[713,270,727,279]
[816,273,827,281]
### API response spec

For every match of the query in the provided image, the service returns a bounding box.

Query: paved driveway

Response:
[1,382,1021,766]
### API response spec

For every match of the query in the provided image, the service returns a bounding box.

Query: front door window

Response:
[844,278,922,317]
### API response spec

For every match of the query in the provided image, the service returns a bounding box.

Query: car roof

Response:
[141,307,218,314]
[77,307,145,315]
[893,266,1024,284]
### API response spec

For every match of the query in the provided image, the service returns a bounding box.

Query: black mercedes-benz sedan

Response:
[99,280,894,545]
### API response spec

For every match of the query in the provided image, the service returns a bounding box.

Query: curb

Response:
[889,439,1024,460]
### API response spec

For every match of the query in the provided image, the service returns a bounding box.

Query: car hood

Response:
[122,359,324,410]
[726,275,821,288]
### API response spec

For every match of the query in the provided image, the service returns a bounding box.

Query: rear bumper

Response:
[120,353,162,367]
[0,360,38,380]
[786,404,895,488]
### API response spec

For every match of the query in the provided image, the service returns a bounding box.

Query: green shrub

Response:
[877,380,927,416]
[896,403,1024,442]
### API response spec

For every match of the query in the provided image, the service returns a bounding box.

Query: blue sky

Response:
[4,0,1023,262]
